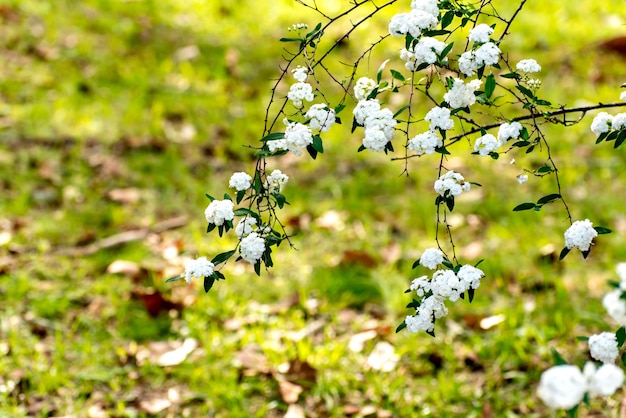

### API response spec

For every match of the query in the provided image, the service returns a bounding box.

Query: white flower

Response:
[430,269,463,301]
[292,66,308,82]
[425,106,454,131]
[474,42,501,66]
[603,290,626,325]
[363,127,392,152]
[591,112,613,136]
[564,219,598,252]
[265,169,289,193]
[617,262,626,288]
[282,122,313,156]
[408,131,442,155]
[468,24,493,44]
[585,363,624,397]
[537,365,587,410]
[528,79,542,89]
[410,276,431,297]
[444,78,482,109]
[288,23,308,31]
[361,108,397,152]
[306,104,336,132]
[388,9,438,38]
[621,91,626,101]
[229,172,252,191]
[497,121,523,145]
[517,174,528,184]
[354,77,377,100]
[434,170,470,197]
[612,113,626,130]
[183,257,215,283]
[410,0,439,16]
[287,82,314,107]
[458,51,478,76]
[405,295,448,333]
[474,133,499,156]
[516,58,541,73]
[236,216,257,239]
[353,99,381,125]
[457,264,483,291]
[420,247,444,270]
[240,232,266,264]
[588,332,619,364]
[205,199,234,226]
[401,37,447,71]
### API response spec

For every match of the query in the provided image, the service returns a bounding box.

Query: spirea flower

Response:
[292,66,308,82]
[353,99,381,125]
[517,174,528,184]
[516,58,541,73]
[617,262,626,288]
[306,104,336,132]
[410,276,431,297]
[444,78,482,109]
[229,172,252,191]
[474,42,501,66]
[236,216,257,239]
[410,0,439,16]
[457,264,483,290]
[430,269,463,301]
[287,82,314,108]
[497,121,523,145]
[588,332,619,364]
[288,23,308,31]
[612,113,626,130]
[474,133,499,156]
[564,219,597,252]
[420,247,444,270]
[405,295,448,333]
[585,362,625,397]
[240,232,265,264]
[458,51,478,76]
[388,9,438,38]
[425,106,454,131]
[205,199,234,226]
[621,91,626,101]
[282,121,313,156]
[361,108,397,152]
[591,112,613,136]
[183,257,214,283]
[528,79,542,89]
[408,131,442,155]
[537,365,587,410]
[468,24,493,44]
[265,169,289,193]
[400,37,447,71]
[434,170,471,196]
[363,127,392,152]
[603,290,626,325]
[354,77,377,100]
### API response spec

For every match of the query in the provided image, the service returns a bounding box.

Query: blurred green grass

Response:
[1,0,626,416]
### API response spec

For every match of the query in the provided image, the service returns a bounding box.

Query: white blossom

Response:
[408,131,442,155]
[410,276,431,297]
[236,216,257,239]
[183,257,214,283]
[401,37,447,71]
[457,264,483,291]
[306,104,336,132]
[282,121,313,156]
[474,133,499,156]
[353,99,381,125]
[354,77,377,100]
[603,290,626,325]
[474,42,501,66]
[405,295,448,333]
[468,24,493,44]
[363,127,392,152]
[590,112,613,136]
[410,0,439,16]
[621,91,626,101]
[240,232,266,264]
[229,172,252,191]
[388,9,438,38]
[420,247,444,270]
[292,66,308,82]
[265,169,289,193]
[361,108,397,152]
[516,58,541,73]
[287,82,314,107]
[430,269,463,301]
[458,51,479,76]
[517,174,528,184]
[585,363,624,397]
[588,332,619,364]
[537,365,587,410]
[205,199,234,226]
[497,121,523,145]
[564,219,597,252]
[617,262,626,288]
[425,106,454,131]
[444,78,481,109]
[612,113,626,130]
[434,170,470,197]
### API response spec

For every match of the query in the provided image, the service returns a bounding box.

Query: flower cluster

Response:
[474,133,499,156]
[468,23,493,44]
[205,199,235,226]
[407,131,442,155]
[563,219,597,252]
[269,121,313,156]
[434,171,471,197]
[497,121,523,145]
[458,42,501,76]
[352,79,397,152]
[419,247,444,269]
[287,82,314,108]
[603,263,626,325]
[306,104,336,132]
[443,78,482,109]
[183,257,215,283]
[425,106,453,131]
[538,362,624,410]
[240,232,266,264]
[388,7,438,38]
[265,169,289,193]
[287,23,308,31]
[354,77,377,100]
[229,172,252,191]
[588,332,619,364]
[516,58,541,73]
[591,112,613,136]
[400,37,447,71]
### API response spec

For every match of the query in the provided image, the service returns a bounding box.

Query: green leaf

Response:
[376,59,390,84]
[575,336,589,341]
[312,134,324,153]
[595,131,609,144]
[395,320,407,333]
[273,192,288,209]
[537,165,552,173]
[551,348,567,365]
[559,247,570,261]
[467,287,475,303]
[516,85,535,100]
[254,260,261,276]
[223,193,232,201]
[305,22,322,38]
[204,276,216,293]
[501,72,521,80]
[594,226,612,235]
[393,104,410,118]
[334,104,346,114]
[422,29,451,36]
[441,11,454,29]
[165,274,182,283]
[616,326,626,347]
[566,405,578,418]
[535,99,551,106]
[390,69,405,82]
[439,41,454,60]
[234,208,258,219]
[206,223,216,234]
[445,196,455,211]
[205,193,215,201]
[279,37,302,43]
[213,271,225,281]
[614,130,626,148]
[536,194,561,205]
[236,190,246,204]
[513,202,536,211]
[306,144,318,159]
[260,132,285,142]
[357,144,366,152]
[412,259,421,269]
[484,74,496,98]
[211,249,237,266]
[622,351,626,367]
[511,140,530,148]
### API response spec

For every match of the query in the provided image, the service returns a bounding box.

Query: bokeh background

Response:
[1,0,626,416]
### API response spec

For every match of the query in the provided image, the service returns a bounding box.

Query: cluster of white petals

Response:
[564,219,597,252]
[306,104,336,132]
[612,113,626,130]
[354,77,377,100]
[235,216,258,239]
[400,37,446,71]
[588,332,619,364]
[458,42,501,76]
[353,98,397,152]
[183,257,214,283]
[603,290,626,325]
[474,133,499,156]
[240,232,266,264]
[434,170,471,196]
[388,9,438,38]
[229,172,252,191]
[425,106,454,131]
[410,0,439,15]
[419,247,444,269]
[497,121,523,145]
[264,169,289,193]
[269,121,313,156]
[205,199,235,226]
[353,99,381,125]
[516,58,541,73]
[517,174,529,185]
[405,295,447,333]
[468,24,493,44]
[292,66,308,82]
[408,131,442,155]
[444,78,482,108]
[584,362,625,397]
[621,91,626,101]
[590,112,613,136]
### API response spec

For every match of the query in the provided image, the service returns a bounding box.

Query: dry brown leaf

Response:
[131,288,183,317]
[135,338,198,367]
[234,344,271,375]
[284,404,305,418]
[139,397,171,414]
[106,260,140,276]
[278,379,303,404]
[283,359,317,383]
[359,405,377,416]
[341,250,378,268]
[107,188,141,204]
[381,242,401,264]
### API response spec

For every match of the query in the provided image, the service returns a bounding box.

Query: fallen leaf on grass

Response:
[277,379,303,404]
[366,342,399,372]
[131,288,183,317]
[135,338,198,367]
[234,344,271,375]
[479,314,506,330]
[284,404,305,418]
[139,397,171,414]
[107,188,141,204]
[348,330,378,353]
[106,260,140,276]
